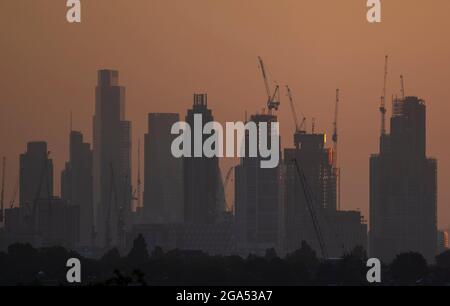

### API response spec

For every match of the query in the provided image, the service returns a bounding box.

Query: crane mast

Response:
[292,158,328,259]
[380,55,388,136]
[332,89,340,211]
[286,85,306,132]
[258,56,280,114]
[286,85,299,131]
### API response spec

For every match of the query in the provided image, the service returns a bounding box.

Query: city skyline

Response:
[1,0,450,230]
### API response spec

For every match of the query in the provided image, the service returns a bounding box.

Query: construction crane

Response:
[286,85,306,133]
[292,158,328,259]
[0,157,5,223]
[400,74,405,100]
[332,89,340,210]
[380,55,388,136]
[258,56,280,114]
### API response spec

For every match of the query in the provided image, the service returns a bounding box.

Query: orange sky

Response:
[1,0,449,229]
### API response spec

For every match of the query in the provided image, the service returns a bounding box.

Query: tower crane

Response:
[332,89,340,210]
[258,57,280,114]
[286,85,306,133]
[400,74,405,100]
[292,158,328,259]
[380,55,388,136]
[0,157,5,223]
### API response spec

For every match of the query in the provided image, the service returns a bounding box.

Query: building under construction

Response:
[283,130,366,257]
[370,96,437,263]
[281,86,366,258]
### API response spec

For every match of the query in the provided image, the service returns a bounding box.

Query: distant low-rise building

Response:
[128,216,235,256]
[1,197,79,250]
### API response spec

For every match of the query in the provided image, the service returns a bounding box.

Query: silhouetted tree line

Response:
[1,235,449,286]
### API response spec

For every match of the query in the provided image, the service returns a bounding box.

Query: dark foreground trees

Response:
[0,237,449,286]
[390,252,428,284]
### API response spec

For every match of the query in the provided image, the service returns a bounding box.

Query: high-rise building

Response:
[61,131,94,247]
[283,130,367,258]
[143,113,184,224]
[234,113,282,255]
[370,96,437,263]
[93,70,132,248]
[283,132,336,255]
[183,94,223,224]
[19,142,53,206]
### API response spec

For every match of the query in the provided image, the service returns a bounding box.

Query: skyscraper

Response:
[283,132,336,255]
[143,113,184,224]
[370,96,437,263]
[234,113,282,255]
[183,94,223,224]
[61,131,94,247]
[283,131,366,257]
[93,70,132,248]
[19,142,53,206]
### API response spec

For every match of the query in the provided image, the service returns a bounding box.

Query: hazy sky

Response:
[1,0,450,229]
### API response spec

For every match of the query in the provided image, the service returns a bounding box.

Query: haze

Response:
[1,0,449,229]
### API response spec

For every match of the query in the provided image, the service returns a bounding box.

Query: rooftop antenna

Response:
[400,75,405,100]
